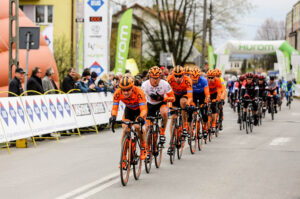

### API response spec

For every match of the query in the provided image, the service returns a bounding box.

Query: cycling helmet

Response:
[119,76,134,89]
[190,68,201,81]
[258,75,265,80]
[231,76,237,82]
[246,72,254,78]
[149,66,162,78]
[184,66,192,75]
[215,68,222,77]
[270,76,275,80]
[173,65,184,75]
[239,75,245,81]
[207,69,216,77]
[254,74,259,79]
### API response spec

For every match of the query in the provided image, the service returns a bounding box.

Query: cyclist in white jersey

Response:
[141,66,175,144]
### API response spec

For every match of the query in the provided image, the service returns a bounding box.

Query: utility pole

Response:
[201,0,207,69]
[9,0,19,83]
[208,0,213,46]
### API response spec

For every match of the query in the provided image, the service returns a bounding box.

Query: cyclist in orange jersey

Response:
[110,76,148,161]
[214,68,226,130]
[166,66,193,153]
[207,69,222,133]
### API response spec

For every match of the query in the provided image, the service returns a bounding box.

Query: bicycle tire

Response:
[133,138,142,180]
[169,125,176,164]
[154,124,162,168]
[249,109,253,133]
[197,121,203,151]
[145,132,153,174]
[189,115,197,154]
[120,136,131,186]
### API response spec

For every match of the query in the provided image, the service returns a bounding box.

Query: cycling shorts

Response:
[123,107,140,121]
[147,102,167,117]
[173,94,188,108]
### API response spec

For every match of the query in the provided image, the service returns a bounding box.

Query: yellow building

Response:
[19,0,76,66]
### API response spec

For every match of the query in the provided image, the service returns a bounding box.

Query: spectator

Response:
[125,69,131,76]
[82,70,95,91]
[26,66,44,95]
[9,68,25,96]
[88,72,98,87]
[62,68,76,93]
[42,67,58,94]
[97,79,107,92]
[106,72,115,92]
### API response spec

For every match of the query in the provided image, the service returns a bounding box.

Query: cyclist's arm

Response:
[204,86,210,102]
[138,89,147,119]
[111,89,121,117]
[186,78,193,105]
[164,90,175,102]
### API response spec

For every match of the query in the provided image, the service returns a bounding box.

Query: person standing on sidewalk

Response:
[8,68,25,96]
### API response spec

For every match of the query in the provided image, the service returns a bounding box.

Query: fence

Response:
[0,90,124,153]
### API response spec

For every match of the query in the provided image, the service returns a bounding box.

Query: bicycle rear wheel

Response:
[154,134,163,168]
[249,110,253,133]
[197,121,203,151]
[177,130,184,160]
[120,136,131,186]
[133,138,142,180]
[145,132,153,174]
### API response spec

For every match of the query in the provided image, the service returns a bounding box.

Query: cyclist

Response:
[241,72,259,126]
[109,76,148,163]
[141,66,175,144]
[267,76,279,113]
[184,65,192,77]
[166,65,193,154]
[190,68,210,138]
[258,75,267,114]
[286,80,294,106]
[229,76,237,110]
[214,68,226,130]
[234,75,246,123]
[207,69,222,133]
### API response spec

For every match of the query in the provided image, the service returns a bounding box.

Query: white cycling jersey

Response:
[141,79,172,105]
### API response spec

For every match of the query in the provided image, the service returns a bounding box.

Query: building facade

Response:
[286,1,300,51]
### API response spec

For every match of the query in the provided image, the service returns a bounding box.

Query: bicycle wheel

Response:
[189,115,197,154]
[145,132,153,174]
[289,96,291,110]
[154,131,163,168]
[169,125,176,164]
[245,110,249,134]
[133,138,142,180]
[271,104,274,120]
[120,136,131,186]
[249,110,253,133]
[197,121,203,151]
[177,129,184,160]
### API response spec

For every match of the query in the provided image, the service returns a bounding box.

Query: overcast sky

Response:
[215,0,299,47]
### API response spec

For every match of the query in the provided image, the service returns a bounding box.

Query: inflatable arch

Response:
[214,40,299,80]
[0,0,59,96]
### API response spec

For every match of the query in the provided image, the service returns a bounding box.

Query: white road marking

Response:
[55,172,119,199]
[269,137,291,146]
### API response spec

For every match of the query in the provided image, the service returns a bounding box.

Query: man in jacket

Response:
[42,68,58,94]
[9,68,25,96]
[62,68,76,93]
[26,67,44,95]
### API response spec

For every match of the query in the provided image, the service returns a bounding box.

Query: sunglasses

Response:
[247,78,253,80]
[121,87,132,92]
[208,76,214,79]
[174,75,183,78]
[151,77,160,80]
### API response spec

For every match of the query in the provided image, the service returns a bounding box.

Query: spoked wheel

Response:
[271,105,274,120]
[245,114,250,134]
[189,117,197,154]
[133,139,142,180]
[120,137,131,186]
[249,111,253,133]
[145,133,153,174]
[177,130,184,160]
[289,97,291,110]
[154,132,163,168]
[197,122,203,151]
[169,127,176,164]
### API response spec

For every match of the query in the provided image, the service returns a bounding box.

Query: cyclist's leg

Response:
[252,101,259,125]
[243,101,248,121]
[180,96,188,134]
[159,104,168,143]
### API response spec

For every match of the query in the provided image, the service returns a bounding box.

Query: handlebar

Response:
[111,120,142,133]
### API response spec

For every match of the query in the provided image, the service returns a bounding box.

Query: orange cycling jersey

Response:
[111,86,147,119]
[167,74,193,104]
[207,78,222,100]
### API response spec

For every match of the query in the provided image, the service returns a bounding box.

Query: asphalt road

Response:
[1,99,300,199]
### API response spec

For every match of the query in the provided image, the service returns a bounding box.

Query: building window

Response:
[48,6,53,23]
[131,33,139,48]
[21,5,53,24]
[36,5,45,23]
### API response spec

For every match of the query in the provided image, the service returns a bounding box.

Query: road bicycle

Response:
[189,101,204,154]
[145,113,163,173]
[244,99,254,134]
[112,121,143,186]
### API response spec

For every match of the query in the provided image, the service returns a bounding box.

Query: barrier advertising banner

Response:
[43,94,77,131]
[84,0,110,77]
[86,93,108,124]
[0,97,32,141]
[21,95,57,136]
[68,93,96,128]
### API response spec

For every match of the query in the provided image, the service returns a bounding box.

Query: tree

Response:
[255,18,285,40]
[241,59,247,73]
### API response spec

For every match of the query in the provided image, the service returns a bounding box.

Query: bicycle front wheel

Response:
[154,130,163,168]
[189,115,197,154]
[170,126,176,164]
[145,132,153,174]
[120,136,131,186]
[133,138,142,180]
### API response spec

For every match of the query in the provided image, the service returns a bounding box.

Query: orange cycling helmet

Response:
[184,66,192,75]
[215,68,222,77]
[173,65,184,75]
[207,69,216,77]
[119,76,134,89]
[149,66,162,78]
[190,68,201,81]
